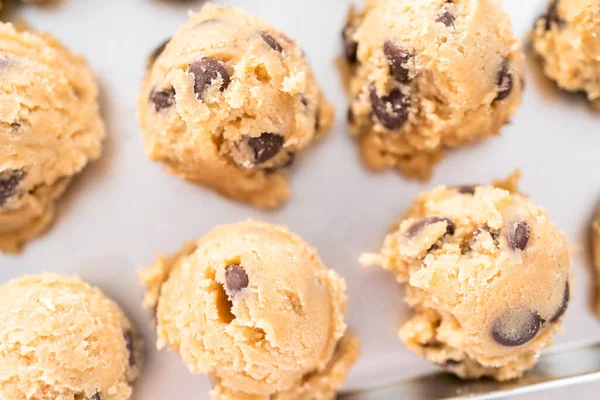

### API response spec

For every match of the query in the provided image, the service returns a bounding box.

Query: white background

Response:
[1,0,600,398]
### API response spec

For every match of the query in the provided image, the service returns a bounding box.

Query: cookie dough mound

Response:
[0,23,105,253]
[138,4,334,209]
[0,273,142,400]
[532,0,600,108]
[361,185,571,381]
[343,0,524,180]
[140,221,359,399]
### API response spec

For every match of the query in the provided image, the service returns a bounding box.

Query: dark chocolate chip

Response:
[456,185,476,195]
[437,10,455,27]
[91,393,101,400]
[0,169,25,206]
[149,87,175,111]
[342,24,358,63]
[383,41,411,83]
[148,38,170,67]
[261,32,283,53]
[495,59,514,102]
[370,85,410,130]
[188,58,231,100]
[544,1,564,31]
[300,95,309,107]
[347,108,355,125]
[407,216,455,238]
[225,264,249,294]
[10,123,21,133]
[123,330,136,367]
[550,281,570,323]
[492,309,541,347]
[474,225,500,245]
[247,133,284,164]
[508,221,530,251]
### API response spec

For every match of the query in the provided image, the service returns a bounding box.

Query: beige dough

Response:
[138,4,334,209]
[342,0,524,180]
[0,273,142,400]
[361,183,571,381]
[0,22,105,253]
[532,0,600,108]
[139,221,359,399]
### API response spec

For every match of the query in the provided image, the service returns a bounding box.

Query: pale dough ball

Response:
[532,0,600,108]
[361,184,571,381]
[0,22,105,253]
[138,4,334,209]
[0,273,142,400]
[343,0,524,180]
[139,221,359,400]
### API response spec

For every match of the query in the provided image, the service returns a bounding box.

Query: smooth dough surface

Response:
[0,22,105,253]
[361,184,571,381]
[532,0,600,108]
[139,221,359,400]
[0,273,142,400]
[138,4,334,209]
[343,0,524,180]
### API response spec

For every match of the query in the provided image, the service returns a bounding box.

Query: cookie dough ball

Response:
[138,4,334,209]
[361,184,571,380]
[342,0,524,180]
[0,273,142,400]
[0,23,105,253]
[532,0,600,108]
[140,221,359,399]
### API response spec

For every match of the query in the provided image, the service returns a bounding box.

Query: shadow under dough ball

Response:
[138,4,334,209]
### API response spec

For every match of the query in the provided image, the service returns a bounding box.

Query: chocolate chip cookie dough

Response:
[139,221,359,399]
[138,4,334,209]
[532,0,600,108]
[0,273,142,400]
[342,0,524,180]
[0,22,105,253]
[361,184,571,381]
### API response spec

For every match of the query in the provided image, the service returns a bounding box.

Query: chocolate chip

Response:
[370,85,410,130]
[188,58,231,100]
[300,95,309,107]
[347,108,355,125]
[492,309,541,346]
[225,264,249,294]
[261,32,283,53]
[456,185,476,195]
[0,169,25,206]
[437,9,455,27]
[383,41,411,83]
[124,330,136,367]
[342,24,358,63]
[149,87,175,111]
[148,38,170,67]
[91,393,101,400]
[507,221,530,251]
[474,225,500,245]
[550,281,570,323]
[544,1,564,30]
[407,216,455,238]
[495,59,514,102]
[247,133,284,164]
[10,123,20,133]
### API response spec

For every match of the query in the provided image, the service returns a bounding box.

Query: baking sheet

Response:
[1,0,600,398]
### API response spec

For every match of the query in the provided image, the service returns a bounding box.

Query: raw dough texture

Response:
[532,0,600,108]
[342,0,524,180]
[0,273,142,400]
[138,4,334,209]
[361,184,571,381]
[139,221,359,400]
[0,22,105,253]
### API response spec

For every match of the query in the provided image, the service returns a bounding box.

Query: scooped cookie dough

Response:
[361,184,571,381]
[532,0,600,108]
[140,221,359,399]
[138,4,334,209]
[0,22,105,253]
[0,273,142,400]
[342,0,524,180]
